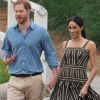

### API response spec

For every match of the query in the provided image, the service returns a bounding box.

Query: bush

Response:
[0,59,9,84]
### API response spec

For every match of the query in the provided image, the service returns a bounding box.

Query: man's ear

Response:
[27,9,31,15]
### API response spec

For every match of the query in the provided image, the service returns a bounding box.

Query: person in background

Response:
[49,16,100,100]
[2,0,58,100]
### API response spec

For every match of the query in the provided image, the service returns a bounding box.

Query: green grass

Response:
[0,59,9,84]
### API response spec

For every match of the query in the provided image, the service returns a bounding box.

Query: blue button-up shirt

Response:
[2,21,58,74]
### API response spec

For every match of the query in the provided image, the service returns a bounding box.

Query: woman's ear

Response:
[81,26,84,32]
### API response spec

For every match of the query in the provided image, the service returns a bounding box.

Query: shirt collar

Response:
[13,21,35,31]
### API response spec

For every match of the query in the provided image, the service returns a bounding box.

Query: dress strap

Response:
[64,41,69,48]
[83,40,89,48]
[59,41,68,68]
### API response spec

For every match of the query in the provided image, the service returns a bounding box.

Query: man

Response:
[2,0,58,100]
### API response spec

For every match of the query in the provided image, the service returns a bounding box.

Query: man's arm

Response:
[41,29,58,89]
[2,33,16,65]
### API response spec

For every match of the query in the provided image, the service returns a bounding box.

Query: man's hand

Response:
[48,67,58,90]
[4,54,16,65]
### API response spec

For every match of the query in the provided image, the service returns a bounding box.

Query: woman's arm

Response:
[79,41,97,97]
[57,41,67,74]
[84,41,97,87]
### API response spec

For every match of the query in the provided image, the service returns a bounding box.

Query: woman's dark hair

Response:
[68,16,86,38]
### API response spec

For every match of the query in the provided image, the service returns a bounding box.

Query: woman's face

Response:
[68,21,83,38]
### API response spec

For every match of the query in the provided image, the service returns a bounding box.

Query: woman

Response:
[49,16,100,100]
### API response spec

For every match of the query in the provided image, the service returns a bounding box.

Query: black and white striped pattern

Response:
[50,47,100,100]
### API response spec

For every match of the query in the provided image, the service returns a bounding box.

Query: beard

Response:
[16,16,27,24]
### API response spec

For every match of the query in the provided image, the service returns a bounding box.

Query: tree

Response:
[30,0,100,49]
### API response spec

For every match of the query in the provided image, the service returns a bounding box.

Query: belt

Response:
[11,72,42,77]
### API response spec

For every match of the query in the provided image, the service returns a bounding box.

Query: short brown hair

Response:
[14,0,31,10]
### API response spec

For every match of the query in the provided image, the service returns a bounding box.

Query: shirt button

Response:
[19,48,21,51]
[22,62,25,65]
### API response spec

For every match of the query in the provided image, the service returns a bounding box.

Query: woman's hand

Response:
[48,75,58,90]
[79,86,88,97]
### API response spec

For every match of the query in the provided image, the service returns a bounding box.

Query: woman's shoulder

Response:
[62,41,67,45]
[86,39,96,50]
[61,40,69,48]
[88,40,96,47]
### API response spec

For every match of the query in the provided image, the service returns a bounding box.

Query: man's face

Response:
[15,4,29,24]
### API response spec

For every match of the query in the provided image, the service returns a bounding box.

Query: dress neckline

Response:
[65,47,89,53]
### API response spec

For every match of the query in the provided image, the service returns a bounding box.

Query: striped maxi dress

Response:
[50,41,100,100]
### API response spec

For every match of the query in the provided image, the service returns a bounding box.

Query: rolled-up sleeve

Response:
[41,29,58,69]
[2,33,12,59]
